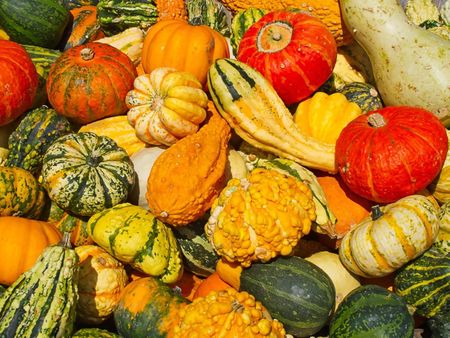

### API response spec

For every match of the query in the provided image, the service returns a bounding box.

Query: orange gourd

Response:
[193,271,232,299]
[0,216,62,285]
[141,20,229,86]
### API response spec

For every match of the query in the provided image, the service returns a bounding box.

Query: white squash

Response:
[129,146,167,209]
[340,0,450,126]
[305,251,361,309]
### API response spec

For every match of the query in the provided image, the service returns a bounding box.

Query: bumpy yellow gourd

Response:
[126,67,209,146]
[170,288,286,337]
[206,168,316,267]
[293,92,362,144]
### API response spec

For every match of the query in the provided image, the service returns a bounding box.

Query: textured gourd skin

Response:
[156,0,188,21]
[0,216,62,286]
[0,40,39,126]
[126,68,209,146]
[0,166,46,219]
[147,102,231,226]
[171,288,286,337]
[87,203,183,284]
[75,245,129,325]
[429,130,450,204]
[47,42,137,125]
[5,106,72,175]
[41,132,135,217]
[219,0,352,46]
[0,235,79,338]
[339,195,440,277]
[206,168,316,267]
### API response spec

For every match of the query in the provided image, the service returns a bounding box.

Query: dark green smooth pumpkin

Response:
[329,284,414,338]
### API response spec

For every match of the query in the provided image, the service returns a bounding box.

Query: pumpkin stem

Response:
[60,231,73,249]
[80,47,95,61]
[367,113,386,128]
[371,205,383,220]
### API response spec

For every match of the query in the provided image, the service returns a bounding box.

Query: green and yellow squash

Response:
[4,106,72,175]
[229,8,267,56]
[87,203,183,284]
[0,233,79,337]
[394,240,449,318]
[186,0,231,37]
[41,132,135,217]
[329,285,414,338]
[0,166,46,219]
[72,328,121,338]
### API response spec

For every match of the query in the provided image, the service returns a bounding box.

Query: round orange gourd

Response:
[141,20,229,86]
[0,216,62,285]
[316,174,373,239]
[192,271,232,299]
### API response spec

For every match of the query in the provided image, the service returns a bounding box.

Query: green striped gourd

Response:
[0,166,46,219]
[0,233,78,337]
[426,310,450,338]
[41,132,135,217]
[0,285,5,297]
[207,58,336,173]
[337,82,384,112]
[329,285,414,338]
[186,0,231,37]
[230,8,267,56]
[394,240,449,318]
[97,0,158,36]
[0,0,70,48]
[87,203,183,284]
[339,195,440,277]
[4,106,72,175]
[22,45,62,108]
[60,0,99,10]
[172,215,219,277]
[241,153,338,237]
[95,27,144,65]
[72,328,121,337]
[238,256,335,337]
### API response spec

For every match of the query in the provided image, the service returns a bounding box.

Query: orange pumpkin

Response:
[169,270,203,301]
[192,271,232,299]
[141,20,229,86]
[316,174,373,240]
[0,216,62,285]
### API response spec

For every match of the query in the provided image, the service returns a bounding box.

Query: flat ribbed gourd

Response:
[206,168,316,267]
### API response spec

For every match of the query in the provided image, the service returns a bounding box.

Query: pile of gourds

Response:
[0,0,449,337]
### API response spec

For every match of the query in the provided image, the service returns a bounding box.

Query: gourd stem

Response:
[367,113,386,128]
[60,232,73,249]
[80,47,95,61]
[371,205,383,220]
[272,31,282,41]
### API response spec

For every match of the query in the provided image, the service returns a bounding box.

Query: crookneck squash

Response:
[146,101,231,226]
[339,195,440,277]
[87,203,183,284]
[0,232,78,337]
[41,132,135,217]
[126,67,209,146]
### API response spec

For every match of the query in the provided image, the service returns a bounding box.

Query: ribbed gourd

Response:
[87,203,183,284]
[206,168,316,267]
[0,233,79,338]
[4,106,72,175]
[0,166,46,219]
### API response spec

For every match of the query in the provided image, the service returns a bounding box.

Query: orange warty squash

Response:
[47,42,137,125]
[0,216,62,285]
[141,20,229,86]
[146,101,231,226]
[156,0,188,21]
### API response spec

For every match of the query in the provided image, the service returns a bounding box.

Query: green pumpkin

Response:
[41,132,135,217]
[87,203,183,284]
[329,285,414,338]
[394,240,450,318]
[337,82,384,112]
[0,233,78,337]
[0,166,46,219]
[4,106,72,175]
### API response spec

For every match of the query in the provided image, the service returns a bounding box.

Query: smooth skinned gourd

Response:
[339,0,450,126]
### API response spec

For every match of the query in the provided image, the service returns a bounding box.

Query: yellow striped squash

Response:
[339,195,440,277]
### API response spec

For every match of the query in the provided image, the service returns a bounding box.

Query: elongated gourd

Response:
[339,0,450,126]
[207,58,336,173]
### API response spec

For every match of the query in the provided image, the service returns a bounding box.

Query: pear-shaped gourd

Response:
[340,0,450,126]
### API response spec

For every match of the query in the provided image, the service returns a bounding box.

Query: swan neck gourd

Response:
[340,0,450,126]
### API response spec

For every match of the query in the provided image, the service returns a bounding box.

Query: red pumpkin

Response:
[46,42,137,125]
[336,106,448,203]
[0,40,39,126]
[237,11,337,105]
